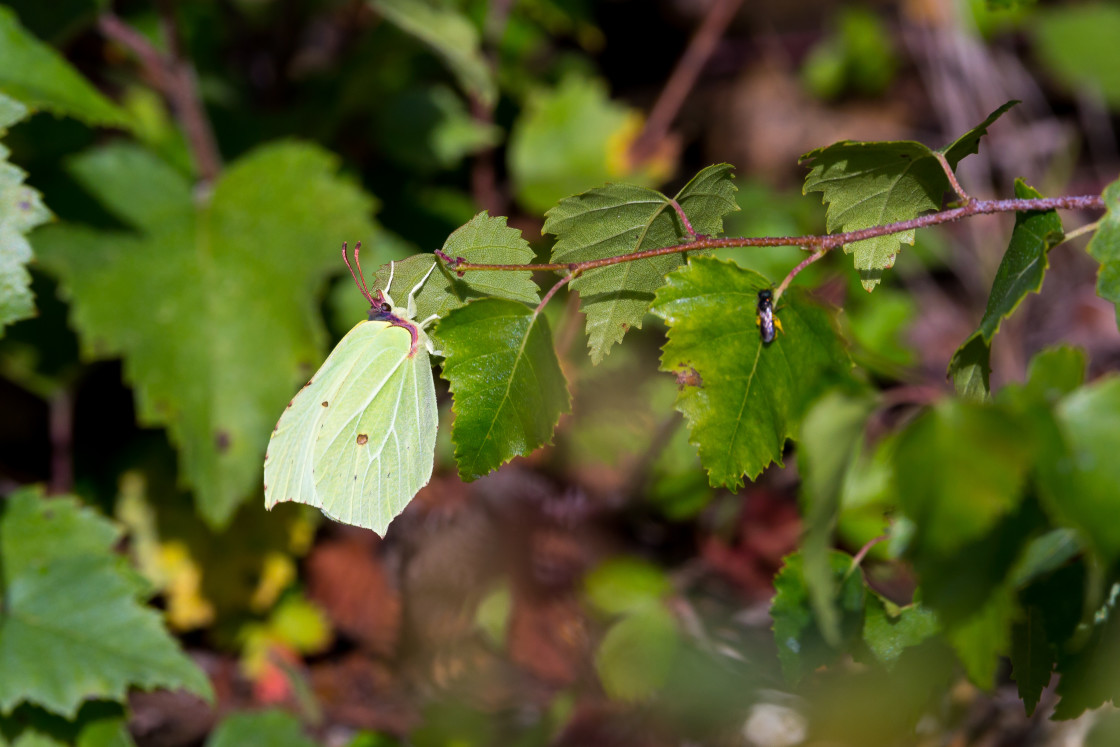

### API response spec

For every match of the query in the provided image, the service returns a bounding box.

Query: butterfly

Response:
[264,242,439,535]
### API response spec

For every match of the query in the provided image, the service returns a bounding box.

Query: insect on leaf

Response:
[264,252,439,537]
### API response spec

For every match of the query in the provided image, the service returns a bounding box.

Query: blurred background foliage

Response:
[2,0,1120,745]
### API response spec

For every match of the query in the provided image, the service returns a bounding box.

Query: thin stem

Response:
[630,0,744,163]
[535,272,576,316]
[850,534,888,570]
[98,12,222,183]
[48,388,73,496]
[1058,219,1101,246]
[667,197,697,238]
[436,194,1106,275]
[774,249,826,300]
[934,151,972,204]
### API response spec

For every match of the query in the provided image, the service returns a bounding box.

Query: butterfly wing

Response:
[311,324,437,535]
[264,320,438,536]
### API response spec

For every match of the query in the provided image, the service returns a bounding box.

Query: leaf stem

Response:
[535,272,577,316]
[667,197,697,238]
[1057,219,1101,246]
[98,12,222,183]
[774,248,826,301]
[934,151,972,205]
[438,194,1106,275]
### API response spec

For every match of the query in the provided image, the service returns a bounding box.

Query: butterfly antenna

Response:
[341,241,376,307]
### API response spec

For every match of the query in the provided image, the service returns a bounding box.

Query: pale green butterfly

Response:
[264,242,440,535]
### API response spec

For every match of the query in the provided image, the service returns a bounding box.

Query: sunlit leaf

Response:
[35,142,385,526]
[649,258,850,488]
[372,213,539,338]
[595,606,679,702]
[0,489,211,718]
[862,595,939,668]
[0,93,51,336]
[437,298,570,480]
[801,102,1017,290]
[546,164,738,363]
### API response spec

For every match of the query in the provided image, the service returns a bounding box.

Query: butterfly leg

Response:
[405,261,439,320]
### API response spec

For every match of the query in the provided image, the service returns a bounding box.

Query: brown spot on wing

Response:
[322,401,329,407]
[356,434,369,445]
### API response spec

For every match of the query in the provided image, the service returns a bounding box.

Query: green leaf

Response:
[1087,178,1120,328]
[977,179,1064,339]
[649,258,850,488]
[1052,581,1120,720]
[893,400,1034,557]
[771,551,866,683]
[372,213,539,335]
[1008,528,1082,588]
[0,93,51,336]
[583,557,672,617]
[206,710,319,747]
[546,164,738,363]
[369,0,495,106]
[509,74,652,215]
[945,584,1015,688]
[1022,345,1087,403]
[1032,5,1120,110]
[35,142,383,527]
[1011,605,1055,716]
[801,102,1016,290]
[799,391,876,645]
[1047,378,1120,564]
[0,489,212,718]
[0,7,130,127]
[862,595,939,669]
[948,179,1063,399]
[437,298,570,480]
[595,606,679,702]
[947,335,991,402]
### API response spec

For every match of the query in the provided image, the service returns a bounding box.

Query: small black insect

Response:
[756,289,784,344]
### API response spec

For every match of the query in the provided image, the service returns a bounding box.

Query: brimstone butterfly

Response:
[263,243,440,535]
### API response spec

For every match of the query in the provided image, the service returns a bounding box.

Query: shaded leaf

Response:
[1046,378,1120,564]
[948,180,1063,398]
[799,390,875,645]
[894,400,1034,557]
[0,93,51,336]
[369,0,495,106]
[35,142,383,526]
[649,258,850,488]
[437,298,570,480]
[1011,605,1055,716]
[372,212,539,337]
[945,584,1015,688]
[595,606,679,702]
[801,102,1016,290]
[1087,178,1120,328]
[771,551,865,683]
[0,6,130,127]
[546,164,738,363]
[862,595,939,668]
[583,558,672,617]
[0,489,211,718]
[206,710,318,747]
